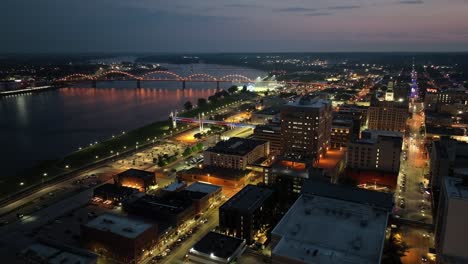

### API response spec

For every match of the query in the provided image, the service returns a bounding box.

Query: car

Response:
[421,256,428,262]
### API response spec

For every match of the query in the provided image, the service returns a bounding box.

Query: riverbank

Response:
[0,86,57,97]
[0,91,258,200]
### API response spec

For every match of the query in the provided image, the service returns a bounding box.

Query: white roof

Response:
[85,214,152,239]
[271,194,389,264]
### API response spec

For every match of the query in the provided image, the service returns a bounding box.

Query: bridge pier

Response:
[216,81,220,91]
[137,79,141,88]
[91,80,97,88]
[182,81,186,90]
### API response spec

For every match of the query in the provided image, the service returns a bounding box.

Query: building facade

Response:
[281,96,332,161]
[204,137,269,170]
[219,185,274,244]
[253,124,282,155]
[81,214,157,264]
[435,177,468,264]
[347,130,403,173]
[367,100,408,132]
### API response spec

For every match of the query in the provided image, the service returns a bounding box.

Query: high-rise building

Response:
[280,96,332,161]
[347,130,403,173]
[331,118,354,149]
[434,177,468,264]
[429,138,468,212]
[219,185,275,244]
[367,99,408,132]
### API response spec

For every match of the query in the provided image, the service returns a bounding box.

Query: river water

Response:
[0,63,265,178]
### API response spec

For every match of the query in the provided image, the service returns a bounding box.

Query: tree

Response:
[183,101,193,110]
[196,143,204,151]
[228,85,238,94]
[242,85,248,92]
[208,95,218,102]
[194,133,204,140]
[197,98,208,107]
[381,234,409,264]
[183,147,192,156]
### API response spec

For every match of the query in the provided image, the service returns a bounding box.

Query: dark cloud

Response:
[274,7,318,12]
[305,12,333,17]
[327,5,361,10]
[399,0,424,4]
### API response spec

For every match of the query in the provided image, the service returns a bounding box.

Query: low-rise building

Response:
[114,169,156,192]
[93,183,138,203]
[251,106,281,124]
[178,166,249,188]
[81,214,157,264]
[435,177,468,263]
[19,241,98,264]
[204,137,269,170]
[219,185,275,244]
[124,194,195,226]
[188,231,246,264]
[270,180,393,264]
[347,130,403,173]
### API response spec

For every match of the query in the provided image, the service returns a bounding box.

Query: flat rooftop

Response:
[185,181,222,195]
[220,184,273,213]
[117,168,154,180]
[271,193,389,264]
[206,137,267,156]
[94,183,138,196]
[356,129,403,144]
[444,177,468,200]
[162,181,187,192]
[21,242,97,264]
[286,96,331,109]
[191,231,245,259]
[85,213,153,239]
[302,180,394,211]
[183,166,249,180]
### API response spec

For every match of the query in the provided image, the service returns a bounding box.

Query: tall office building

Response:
[367,99,408,132]
[435,177,468,263]
[280,96,332,162]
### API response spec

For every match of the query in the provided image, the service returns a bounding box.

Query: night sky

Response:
[2,0,468,53]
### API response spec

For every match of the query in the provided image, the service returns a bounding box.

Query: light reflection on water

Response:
[0,63,266,178]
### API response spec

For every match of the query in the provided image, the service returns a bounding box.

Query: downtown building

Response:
[219,184,275,245]
[203,137,269,170]
[280,96,332,162]
[434,177,468,264]
[347,130,403,174]
[253,123,282,155]
[270,180,393,264]
[367,99,408,132]
[429,137,468,213]
[81,214,157,264]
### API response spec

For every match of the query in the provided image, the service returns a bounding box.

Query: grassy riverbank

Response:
[1,92,257,200]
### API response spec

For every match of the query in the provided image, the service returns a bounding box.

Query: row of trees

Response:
[183,85,247,111]
[183,143,204,156]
